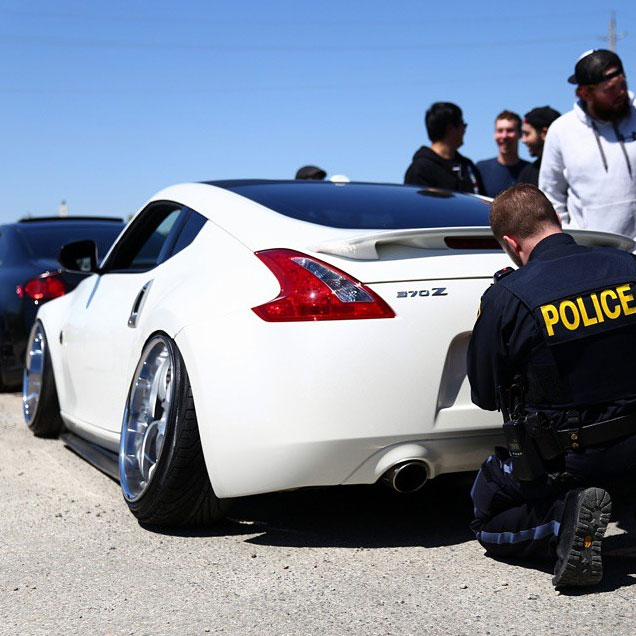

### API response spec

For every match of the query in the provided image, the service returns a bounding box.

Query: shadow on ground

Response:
[139,469,636,591]
[226,472,477,549]
[145,472,477,547]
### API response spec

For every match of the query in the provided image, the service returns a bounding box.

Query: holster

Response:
[502,418,548,483]
[524,412,563,460]
[498,379,565,483]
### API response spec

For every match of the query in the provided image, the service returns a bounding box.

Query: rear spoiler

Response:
[309,227,634,260]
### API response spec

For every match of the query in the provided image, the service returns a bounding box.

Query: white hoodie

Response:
[539,94,636,239]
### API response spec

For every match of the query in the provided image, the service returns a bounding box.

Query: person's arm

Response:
[404,161,434,186]
[538,126,572,226]
[466,285,512,411]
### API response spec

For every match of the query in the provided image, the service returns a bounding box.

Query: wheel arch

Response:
[131,327,219,494]
[172,325,228,497]
[33,297,72,407]
[119,328,227,526]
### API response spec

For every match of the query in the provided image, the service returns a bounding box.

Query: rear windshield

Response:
[221,182,490,229]
[17,223,124,260]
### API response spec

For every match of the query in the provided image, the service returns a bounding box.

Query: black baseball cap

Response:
[568,49,625,85]
[524,106,561,130]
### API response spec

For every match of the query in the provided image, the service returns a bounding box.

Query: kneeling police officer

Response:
[468,184,636,588]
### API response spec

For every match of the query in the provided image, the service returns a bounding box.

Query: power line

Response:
[0,7,606,27]
[0,69,577,95]
[0,33,595,53]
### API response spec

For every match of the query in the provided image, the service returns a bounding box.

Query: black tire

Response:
[23,321,64,437]
[120,334,229,527]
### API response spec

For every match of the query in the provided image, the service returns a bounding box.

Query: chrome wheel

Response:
[120,336,174,502]
[23,322,46,426]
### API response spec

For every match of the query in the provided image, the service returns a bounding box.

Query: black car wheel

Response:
[119,333,228,527]
[22,321,64,437]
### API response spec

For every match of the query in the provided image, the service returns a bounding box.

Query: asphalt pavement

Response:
[1,392,636,635]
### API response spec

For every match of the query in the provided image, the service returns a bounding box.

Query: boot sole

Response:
[552,487,612,588]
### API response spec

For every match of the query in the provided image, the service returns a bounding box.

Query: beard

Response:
[592,95,631,122]
[526,144,540,157]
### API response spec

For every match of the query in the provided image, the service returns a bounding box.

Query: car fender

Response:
[35,276,98,410]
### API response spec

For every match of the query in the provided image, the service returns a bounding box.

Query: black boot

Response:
[552,487,611,588]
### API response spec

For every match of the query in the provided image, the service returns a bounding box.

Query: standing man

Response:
[467,183,636,588]
[518,106,561,186]
[477,111,529,198]
[540,49,636,240]
[404,102,485,194]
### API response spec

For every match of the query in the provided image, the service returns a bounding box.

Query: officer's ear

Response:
[502,235,521,256]
[501,234,524,267]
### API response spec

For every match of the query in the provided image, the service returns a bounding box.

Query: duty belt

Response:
[557,411,636,452]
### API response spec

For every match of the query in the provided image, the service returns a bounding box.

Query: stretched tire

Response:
[22,321,64,437]
[119,333,228,527]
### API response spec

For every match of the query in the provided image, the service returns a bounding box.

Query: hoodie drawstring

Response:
[612,122,633,179]
[591,120,633,179]
[591,121,609,172]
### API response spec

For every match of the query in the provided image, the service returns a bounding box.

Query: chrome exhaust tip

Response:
[381,461,428,493]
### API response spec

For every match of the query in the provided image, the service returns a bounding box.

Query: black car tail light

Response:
[17,274,66,301]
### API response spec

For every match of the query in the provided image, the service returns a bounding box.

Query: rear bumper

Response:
[0,327,27,389]
[176,315,502,499]
[343,432,503,484]
[202,431,502,498]
[0,299,41,389]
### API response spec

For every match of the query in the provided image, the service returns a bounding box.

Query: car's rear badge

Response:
[397,288,448,298]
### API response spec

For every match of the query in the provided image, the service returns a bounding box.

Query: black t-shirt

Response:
[518,157,541,187]
[475,157,530,197]
[404,146,485,195]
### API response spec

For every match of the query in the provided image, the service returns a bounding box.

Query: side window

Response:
[131,209,181,269]
[169,209,207,259]
[103,203,185,273]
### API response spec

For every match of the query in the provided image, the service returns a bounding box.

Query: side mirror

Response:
[59,240,99,273]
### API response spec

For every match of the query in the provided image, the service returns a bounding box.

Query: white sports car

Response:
[22,180,632,527]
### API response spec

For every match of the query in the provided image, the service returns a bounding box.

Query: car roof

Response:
[17,216,124,224]
[0,218,125,233]
[139,180,490,261]
[204,178,483,200]
[198,179,490,231]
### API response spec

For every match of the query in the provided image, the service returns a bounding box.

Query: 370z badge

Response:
[397,288,448,298]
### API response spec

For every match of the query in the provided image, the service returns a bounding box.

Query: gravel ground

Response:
[1,391,635,635]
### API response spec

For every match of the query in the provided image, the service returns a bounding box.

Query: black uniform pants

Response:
[471,433,636,561]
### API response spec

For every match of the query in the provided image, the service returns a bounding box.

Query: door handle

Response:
[128,280,153,328]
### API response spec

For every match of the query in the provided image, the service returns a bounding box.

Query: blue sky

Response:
[1,0,635,222]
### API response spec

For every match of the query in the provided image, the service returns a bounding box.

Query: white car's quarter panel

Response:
[175,269,501,498]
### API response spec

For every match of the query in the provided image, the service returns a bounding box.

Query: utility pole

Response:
[600,10,626,52]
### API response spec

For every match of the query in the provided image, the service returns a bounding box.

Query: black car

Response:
[0,216,125,389]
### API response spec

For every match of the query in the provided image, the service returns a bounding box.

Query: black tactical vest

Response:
[499,247,636,408]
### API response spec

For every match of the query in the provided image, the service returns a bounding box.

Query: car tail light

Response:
[17,274,66,301]
[252,248,395,322]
